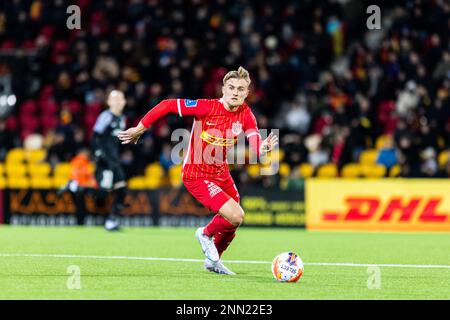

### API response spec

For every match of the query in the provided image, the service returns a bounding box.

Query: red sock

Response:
[204,214,236,237]
[215,231,236,257]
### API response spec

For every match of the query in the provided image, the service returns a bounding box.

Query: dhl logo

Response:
[322,197,448,222]
[201,131,237,147]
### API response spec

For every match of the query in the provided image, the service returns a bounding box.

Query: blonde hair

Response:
[223,66,251,86]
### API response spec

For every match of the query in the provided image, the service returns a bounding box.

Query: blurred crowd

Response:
[0,0,449,187]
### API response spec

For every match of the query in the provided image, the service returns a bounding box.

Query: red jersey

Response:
[140,98,261,180]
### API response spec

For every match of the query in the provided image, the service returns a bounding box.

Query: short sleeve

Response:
[177,99,211,119]
[93,111,113,134]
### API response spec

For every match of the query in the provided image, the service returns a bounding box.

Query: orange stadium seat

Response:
[317,164,338,178]
[341,163,361,178]
[267,149,285,162]
[6,148,25,164]
[169,165,183,187]
[361,164,387,178]
[375,135,390,150]
[30,177,52,189]
[359,149,379,165]
[438,150,449,169]
[145,163,164,179]
[6,163,27,177]
[128,176,147,189]
[389,165,401,177]
[145,176,162,189]
[246,164,261,178]
[54,162,72,179]
[298,163,314,178]
[0,176,6,188]
[28,163,52,177]
[144,163,164,188]
[7,176,30,189]
[26,149,47,163]
[53,176,70,189]
[278,163,291,178]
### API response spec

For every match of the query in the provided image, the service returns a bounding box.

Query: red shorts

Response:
[183,175,240,213]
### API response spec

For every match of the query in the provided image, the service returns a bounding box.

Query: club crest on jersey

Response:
[232,121,242,135]
[185,99,197,107]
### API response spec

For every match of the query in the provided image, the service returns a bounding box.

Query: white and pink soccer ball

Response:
[271,252,304,283]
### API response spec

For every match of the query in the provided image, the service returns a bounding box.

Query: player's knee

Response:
[230,207,245,226]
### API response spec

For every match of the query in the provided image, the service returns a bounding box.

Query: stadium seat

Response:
[6,148,25,163]
[298,163,314,178]
[389,164,401,177]
[0,163,4,177]
[39,100,58,115]
[7,176,30,189]
[317,164,338,178]
[341,163,361,178]
[375,135,390,150]
[278,163,291,178]
[0,176,6,188]
[361,164,387,178]
[145,163,164,179]
[5,163,27,177]
[247,164,261,178]
[28,163,52,177]
[30,177,52,189]
[169,165,183,187]
[20,100,38,114]
[53,176,69,189]
[54,163,72,178]
[267,149,285,162]
[128,176,147,189]
[359,149,379,165]
[26,149,47,163]
[145,176,162,189]
[438,150,449,169]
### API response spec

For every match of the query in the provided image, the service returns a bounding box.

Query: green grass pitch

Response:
[0,226,448,299]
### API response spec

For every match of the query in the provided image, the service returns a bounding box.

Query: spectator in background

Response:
[397,134,421,177]
[68,148,97,190]
[0,120,15,161]
[159,142,175,171]
[284,94,311,135]
[396,80,419,119]
[0,0,449,187]
[376,136,398,170]
[420,147,439,178]
[305,134,328,168]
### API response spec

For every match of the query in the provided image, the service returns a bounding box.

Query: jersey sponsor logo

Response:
[201,131,237,147]
[232,121,242,135]
[206,121,216,126]
[185,99,198,107]
[204,180,221,198]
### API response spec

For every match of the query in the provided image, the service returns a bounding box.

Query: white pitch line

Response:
[0,253,449,269]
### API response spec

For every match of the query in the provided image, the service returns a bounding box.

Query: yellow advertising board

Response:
[306,179,450,232]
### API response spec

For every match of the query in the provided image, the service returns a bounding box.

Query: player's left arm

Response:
[244,110,278,156]
[117,99,211,144]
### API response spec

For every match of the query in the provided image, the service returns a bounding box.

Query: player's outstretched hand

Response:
[117,124,146,144]
[259,132,279,155]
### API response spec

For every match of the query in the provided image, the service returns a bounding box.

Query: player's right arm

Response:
[118,99,210,144]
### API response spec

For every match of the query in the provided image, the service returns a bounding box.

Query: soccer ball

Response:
[272,252,304,283]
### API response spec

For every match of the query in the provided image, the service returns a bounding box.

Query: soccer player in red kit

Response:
[118,67,278,275]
